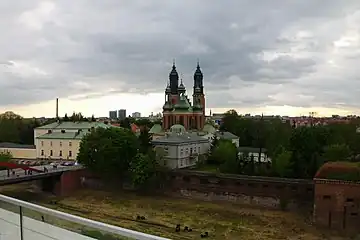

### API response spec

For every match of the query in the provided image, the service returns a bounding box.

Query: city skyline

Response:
[1,1,360,118]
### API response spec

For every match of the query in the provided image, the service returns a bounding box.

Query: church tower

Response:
[169,61,179,105]
[161,60,206,131]
[193,61,205,116]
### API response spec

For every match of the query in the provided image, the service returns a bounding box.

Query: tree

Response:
[211,140,237,165]
[272,150,292,177]
[138,129,152,153]
[77,127,139,178]
[0,151,12,162]
[91,115,96,122]
[210,135,219,152]
[70,112,84,122]
[63,114,69,121]
[129,151,160,187]
[0,151,12,170]
[120,118,131,129]
[323,144,351,162]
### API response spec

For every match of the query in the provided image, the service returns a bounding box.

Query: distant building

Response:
[35,122,112,160]
[109,111,117,119]
[132,112,141,118]
[152,125,209,169]
[118,109,126,120]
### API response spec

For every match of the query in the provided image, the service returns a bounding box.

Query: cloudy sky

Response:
[1,0,360,118]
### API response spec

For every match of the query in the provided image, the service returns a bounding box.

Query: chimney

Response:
[56,98,59,119]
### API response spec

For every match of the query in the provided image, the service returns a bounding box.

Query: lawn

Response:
[0,184,348,240]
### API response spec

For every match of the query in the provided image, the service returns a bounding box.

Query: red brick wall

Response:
[166,171,314,209]
[314,179,360,232]
[54,169,89,196]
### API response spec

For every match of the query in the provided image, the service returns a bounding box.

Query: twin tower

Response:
[162,61,205,131]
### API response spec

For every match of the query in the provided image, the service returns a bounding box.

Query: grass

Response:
[0,183,349,240]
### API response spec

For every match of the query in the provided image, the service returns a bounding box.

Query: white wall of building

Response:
[155,141,209,169]
[35,138,81,160]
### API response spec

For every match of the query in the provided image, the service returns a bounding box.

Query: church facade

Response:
[162,62,205,130]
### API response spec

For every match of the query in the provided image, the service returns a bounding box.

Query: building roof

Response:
[0,142,36,149]
[315,161,360,181]
[170,124,186,133]
[149,124,163,134]
[215,131,238,140]
[36,121,110,130]
[152,132,209,145]
[238,147,267,153]
[36,131,88,140]
[202,124,216,134]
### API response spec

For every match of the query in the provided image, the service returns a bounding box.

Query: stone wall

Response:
[166,170,314,209]
[314,178,360,233]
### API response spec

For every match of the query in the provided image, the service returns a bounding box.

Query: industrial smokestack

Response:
[56,98,59,119]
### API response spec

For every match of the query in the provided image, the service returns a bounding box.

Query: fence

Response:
[0,194,169,240]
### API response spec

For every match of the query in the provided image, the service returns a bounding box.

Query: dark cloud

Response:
[1,0,360,112]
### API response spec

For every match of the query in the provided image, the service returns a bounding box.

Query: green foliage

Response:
[119,118,131,129]
[77,127,139,178]
[204,110,360,179]
[323,144,351,162]
[134,118,153,129]
[272,150,292,177]
[129,152,160,187]
[0,113,39,145]
[0,151,12,162]
[211,140,237,166]
[138,129,152,153]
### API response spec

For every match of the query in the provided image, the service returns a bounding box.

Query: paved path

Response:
[0,208,95,240]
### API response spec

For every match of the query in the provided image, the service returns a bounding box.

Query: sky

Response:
[1,1,360,118]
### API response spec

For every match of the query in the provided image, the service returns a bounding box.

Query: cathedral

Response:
[162,61,205,131]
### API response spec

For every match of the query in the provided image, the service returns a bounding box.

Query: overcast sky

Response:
[1,1,360,117]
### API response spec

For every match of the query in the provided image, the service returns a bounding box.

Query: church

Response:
[162,61,206,130]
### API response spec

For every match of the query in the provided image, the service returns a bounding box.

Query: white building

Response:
[238,147,271,163]
[151,125,210,169]
[34,121,111,161]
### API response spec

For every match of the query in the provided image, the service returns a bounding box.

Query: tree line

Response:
[208,110,360,179]
[0,112,40,145]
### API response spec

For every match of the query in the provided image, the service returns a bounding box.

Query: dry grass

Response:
[0,184,348,240]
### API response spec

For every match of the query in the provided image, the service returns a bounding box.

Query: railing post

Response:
[19,206,24,240]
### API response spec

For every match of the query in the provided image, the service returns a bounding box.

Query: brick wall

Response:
[166,170,314,209]
[314,179,360,232]
[54,169,89,196]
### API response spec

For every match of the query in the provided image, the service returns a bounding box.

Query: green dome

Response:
[170,124,186,133]
[174,95,190,109]
[163,101,173,111]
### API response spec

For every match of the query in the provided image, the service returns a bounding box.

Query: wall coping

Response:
[314,178,360,186]
[172,170,313,184]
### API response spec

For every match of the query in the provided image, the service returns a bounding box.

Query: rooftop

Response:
[36,131,88,140]
[215,131,238,140]
[315,161,360,182]
[0,142,35,149]
[36,121,110,130]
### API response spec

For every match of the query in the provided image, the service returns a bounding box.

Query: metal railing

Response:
[0,194,170,240]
